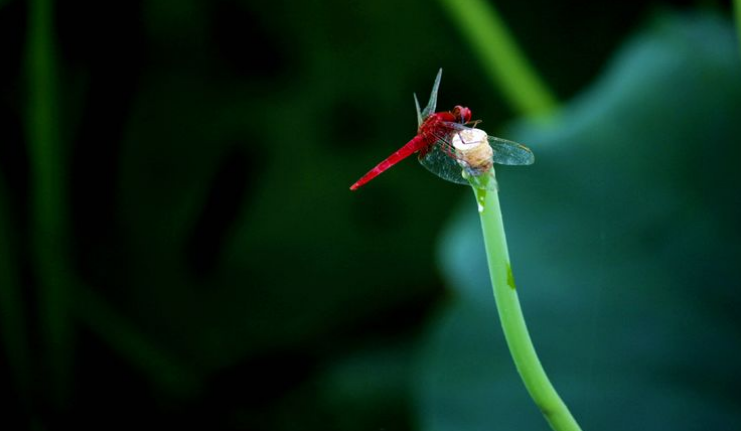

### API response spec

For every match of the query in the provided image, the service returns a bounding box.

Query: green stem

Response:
[27,0,73,406]
[474,186,582,431]
[439,0,558,117]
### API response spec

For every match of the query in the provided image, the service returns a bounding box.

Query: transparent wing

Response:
[418,139,469,186]
[488,136,535,166]
[414,93,423,127]
[420,69,443,119]
[418,137,497,191]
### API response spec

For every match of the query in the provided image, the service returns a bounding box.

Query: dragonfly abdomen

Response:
[349,135,427,191]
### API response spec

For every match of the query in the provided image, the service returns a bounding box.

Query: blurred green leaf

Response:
[318,342,416,430]
[112,1,462,377]
[417,12,741,431]
[73,284,200,396]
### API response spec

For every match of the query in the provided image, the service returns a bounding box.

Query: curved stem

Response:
[474,186,582,431]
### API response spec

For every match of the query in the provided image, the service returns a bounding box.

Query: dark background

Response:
[1,0,740,430]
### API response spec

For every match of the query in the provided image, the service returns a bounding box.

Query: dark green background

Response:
[1,0,740,430]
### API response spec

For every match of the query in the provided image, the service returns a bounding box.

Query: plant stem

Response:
[439,0,558,117]
[27,0,73,406]
[474,186,582,431]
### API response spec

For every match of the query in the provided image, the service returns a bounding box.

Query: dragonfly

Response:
[349,69,534,192]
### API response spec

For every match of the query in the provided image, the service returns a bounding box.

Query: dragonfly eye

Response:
[453,105,472,124]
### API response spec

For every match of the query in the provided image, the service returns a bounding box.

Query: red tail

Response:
[350,135,427,191]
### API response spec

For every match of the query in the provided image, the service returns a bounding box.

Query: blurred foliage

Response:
[0,0,739,430]
[419,12,741,431]
[439,0,558,116]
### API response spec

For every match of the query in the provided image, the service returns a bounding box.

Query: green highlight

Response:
[474,186,582,431]
[506,263,516,290]
[439,0,558,117]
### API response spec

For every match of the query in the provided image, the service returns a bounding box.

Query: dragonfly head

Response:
[452,105,472,124]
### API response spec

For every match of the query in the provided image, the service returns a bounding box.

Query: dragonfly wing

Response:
[418,140,469,186]
[488,136,535,166]
[421,69,443,119]
[414,93,423,127]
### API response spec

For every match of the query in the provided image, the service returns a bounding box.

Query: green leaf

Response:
[417,12,741,431]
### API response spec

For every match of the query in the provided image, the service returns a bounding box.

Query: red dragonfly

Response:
[350,69,534,191]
